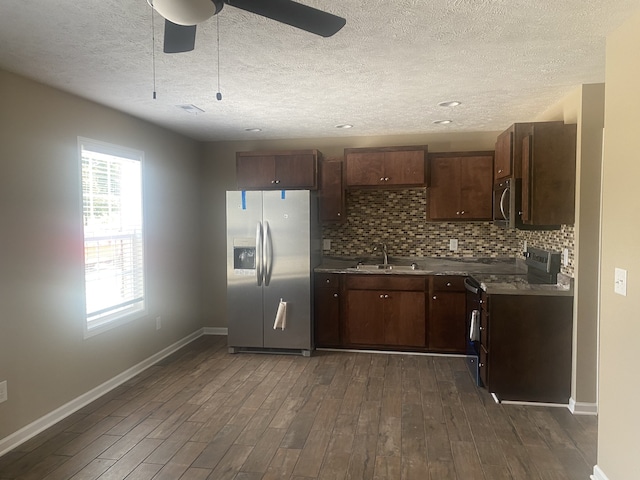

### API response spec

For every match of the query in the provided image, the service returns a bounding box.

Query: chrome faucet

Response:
[372,243,388,265]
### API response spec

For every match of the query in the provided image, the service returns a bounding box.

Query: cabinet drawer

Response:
[316,273,340,289]
[346,274,426,291]
[431,275,465,291]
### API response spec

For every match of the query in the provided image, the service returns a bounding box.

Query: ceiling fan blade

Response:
[163,20,197,53]
[226,0,345,37]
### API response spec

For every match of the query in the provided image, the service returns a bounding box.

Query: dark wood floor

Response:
[0,335,597,480]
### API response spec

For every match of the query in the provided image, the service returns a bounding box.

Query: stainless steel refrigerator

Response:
[226,190,320,356]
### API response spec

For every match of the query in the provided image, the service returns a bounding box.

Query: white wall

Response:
[597,8,640,478]
[0,70,203,442]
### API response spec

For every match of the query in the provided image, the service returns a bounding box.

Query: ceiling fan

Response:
[150,0,346,53]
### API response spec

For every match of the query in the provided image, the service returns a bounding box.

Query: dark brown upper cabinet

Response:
[494,123,534,182]
[428,151,494,221]
[520,123,577,226]
[236,150,320,190]
[318,157,345,223]
[344,146,428,188]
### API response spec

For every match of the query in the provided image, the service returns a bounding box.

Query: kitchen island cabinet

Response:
[344,274,426,348]
[236,150,319,190]
[428,151,494,221]
[428,275,467,353]
[314,273,342,347]
[479,291,573,403]
[344,146,427,188]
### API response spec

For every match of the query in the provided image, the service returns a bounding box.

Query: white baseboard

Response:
[569,397,599,415]
[0,328,205,458]
[204,327,228,336]
[591,465,609,480]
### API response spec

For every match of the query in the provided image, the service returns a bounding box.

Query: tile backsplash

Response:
[321,188,575,276]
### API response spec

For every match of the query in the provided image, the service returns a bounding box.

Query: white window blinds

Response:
[79,138,145,332]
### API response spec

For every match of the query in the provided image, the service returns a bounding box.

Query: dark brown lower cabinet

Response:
[344,275,426,348]
[480,293,573,403]
[428,276,467,353]
[314,273,342,347]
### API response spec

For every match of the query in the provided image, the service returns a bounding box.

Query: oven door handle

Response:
[464,277,480,294]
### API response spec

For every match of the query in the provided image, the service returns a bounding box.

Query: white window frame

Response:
[78,137,147,338]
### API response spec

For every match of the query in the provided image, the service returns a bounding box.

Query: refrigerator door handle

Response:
[264,220,273,286]
[256,221,263,286]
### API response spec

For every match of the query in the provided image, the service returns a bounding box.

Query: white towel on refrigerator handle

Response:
[273,299,287,330]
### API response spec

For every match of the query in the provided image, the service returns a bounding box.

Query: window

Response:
[79,138,145,335]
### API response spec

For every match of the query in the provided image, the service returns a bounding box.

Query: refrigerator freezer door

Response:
[262,190,312,350]
[227,191,264,348]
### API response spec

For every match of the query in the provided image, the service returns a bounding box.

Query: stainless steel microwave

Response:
[493,177,521,229]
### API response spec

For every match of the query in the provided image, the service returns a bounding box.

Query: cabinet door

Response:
[384,291,426,347]
[314,274,341,347]
[460,155,494,220]
[428,292,466,353]
[236,155,276,189]
[319,159,345,222]
[494,129,513,181]
[428,157,461,219]
[274,154,317,189]
[345,152,385,186]
[384,150,426,186]
[345,290,385,345]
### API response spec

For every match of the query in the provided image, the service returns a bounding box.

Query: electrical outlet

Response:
[156,316,162,330]
[322,239,331,251]
[0,381,7,403]
[449,239,458,251]
[563,248,569,267]
[614,268,627,296]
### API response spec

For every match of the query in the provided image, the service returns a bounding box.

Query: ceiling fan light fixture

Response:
[152,0,222,26]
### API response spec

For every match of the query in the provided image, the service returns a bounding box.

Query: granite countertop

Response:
[316,255,573,296]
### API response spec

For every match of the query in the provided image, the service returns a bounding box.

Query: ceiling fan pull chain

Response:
[216,14,222,101]
[150,1,157,99]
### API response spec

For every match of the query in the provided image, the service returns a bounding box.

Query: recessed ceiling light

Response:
[335,124,353,129]
[244,128,262,132]
[433,119,453,125]
[438,101,461,107]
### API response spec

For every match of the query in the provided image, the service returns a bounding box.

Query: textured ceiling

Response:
[1,0,639,141]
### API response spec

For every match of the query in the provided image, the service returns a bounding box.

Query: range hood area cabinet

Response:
[236,149,320,190]
[494,121,577,228]
[344,145,428,188]
[427,151,494,221]
[521,123,577,226]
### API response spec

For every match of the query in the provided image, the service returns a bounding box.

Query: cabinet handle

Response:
[498,168,503,173]
[384,177,389,181]
[460,210,465,215]
[379,294,384,298]
[479,326,484,331]
[337,212,341,216]
[432,295,437,300]
[456,211,460,215]
[379,177,385,182]
[275,180,280,184]
[479,362,484,368]
[446,282,452,287]
[271,180,276,184]
[333,293,338,298]
[384,294,389,298]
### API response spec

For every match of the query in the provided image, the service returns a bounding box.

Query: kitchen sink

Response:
[355,263,419,271]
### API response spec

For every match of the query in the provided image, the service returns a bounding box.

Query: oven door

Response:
[464,277,483,386]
